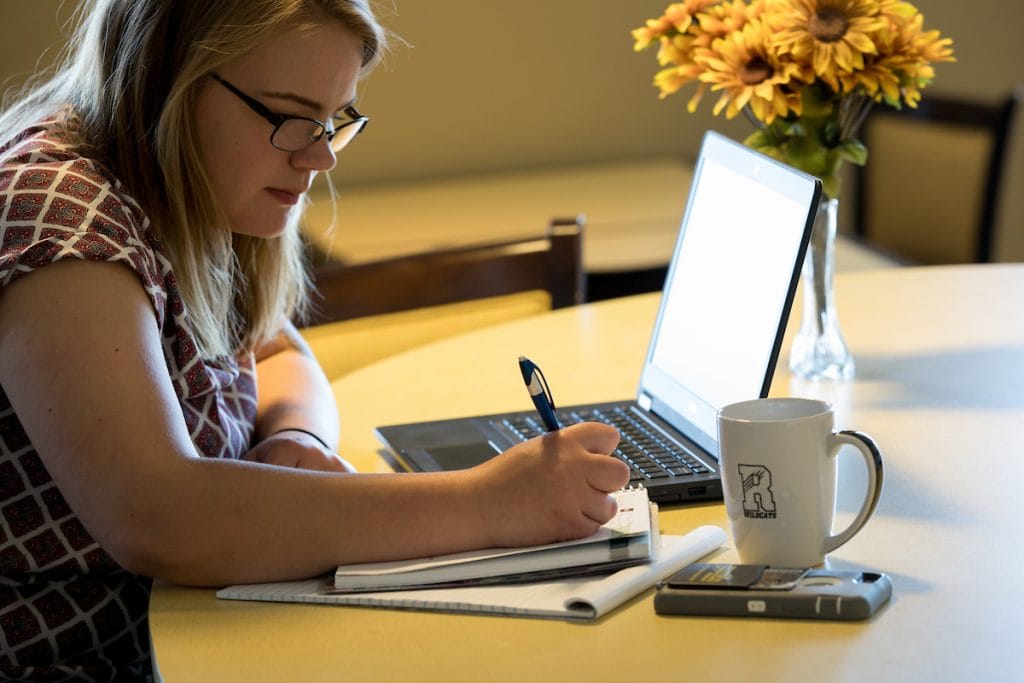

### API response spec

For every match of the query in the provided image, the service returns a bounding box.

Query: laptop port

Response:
[687,486,707,496]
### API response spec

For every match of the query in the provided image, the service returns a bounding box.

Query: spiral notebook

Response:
[331,487,654,592]
[216,526,726,621]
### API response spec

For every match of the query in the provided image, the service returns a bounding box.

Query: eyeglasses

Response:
[209,73,368,153]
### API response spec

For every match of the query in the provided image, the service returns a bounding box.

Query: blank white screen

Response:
[648,156,811,438]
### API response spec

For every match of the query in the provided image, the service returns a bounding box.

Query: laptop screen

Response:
[638,131,820,458]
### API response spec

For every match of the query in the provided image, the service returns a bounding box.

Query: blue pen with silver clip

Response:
[518,355,562,432]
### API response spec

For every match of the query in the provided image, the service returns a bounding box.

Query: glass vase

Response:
[789,197,855,381]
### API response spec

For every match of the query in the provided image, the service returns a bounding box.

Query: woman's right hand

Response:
[467,422,630,549]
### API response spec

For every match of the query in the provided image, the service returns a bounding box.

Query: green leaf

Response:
[744,128,774,149]
[743,127,787,155]
[836,140,868,166]
[786,133,830,177]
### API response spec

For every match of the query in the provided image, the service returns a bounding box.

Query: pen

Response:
[518,355,562,432]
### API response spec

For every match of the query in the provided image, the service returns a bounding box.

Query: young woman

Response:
[0,1,628,679]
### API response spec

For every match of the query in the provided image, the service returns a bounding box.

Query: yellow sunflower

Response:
[840,8,954,106]
[839,47,903,104]
[657,31,693,67]
[651,33,712,109]
[876,0,954,65]
[875,0,917,23]
[656,66,711,111]
[632,0,719,50]
[696,20,803,123]
[695,0,767,48]
[905,14,955,65]
[664,0,721,32]
[767,0,888,91]
[654,41,702,91]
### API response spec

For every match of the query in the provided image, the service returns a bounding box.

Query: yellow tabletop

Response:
[150,264,1024,682]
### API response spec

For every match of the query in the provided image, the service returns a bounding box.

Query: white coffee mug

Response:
[717,398,883,566]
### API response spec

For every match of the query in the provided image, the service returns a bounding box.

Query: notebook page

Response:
[218,526,726,621]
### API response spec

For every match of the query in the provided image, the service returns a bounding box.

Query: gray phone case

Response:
[654,565,892,620]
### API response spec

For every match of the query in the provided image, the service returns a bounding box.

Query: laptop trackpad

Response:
[404,442,502,472]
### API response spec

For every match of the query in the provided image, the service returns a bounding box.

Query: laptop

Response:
[375,130,822,505]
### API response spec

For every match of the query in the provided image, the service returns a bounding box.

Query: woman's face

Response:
[194,19,364,238]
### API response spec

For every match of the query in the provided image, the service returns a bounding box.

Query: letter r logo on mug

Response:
[717,398,884,567]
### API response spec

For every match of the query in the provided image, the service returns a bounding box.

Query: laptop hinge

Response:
[637,392,653,411]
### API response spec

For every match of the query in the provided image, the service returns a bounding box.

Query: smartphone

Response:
[654,563,892,621]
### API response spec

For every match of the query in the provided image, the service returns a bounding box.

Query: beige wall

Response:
[334,0,1024,187]
[2,0,1021,187]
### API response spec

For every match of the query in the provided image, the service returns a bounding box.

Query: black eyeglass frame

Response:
[209,72,368,152]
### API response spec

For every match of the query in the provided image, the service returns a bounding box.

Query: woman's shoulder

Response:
[2,115,145,230]
[0,116,172,317]
[3,116,156,244]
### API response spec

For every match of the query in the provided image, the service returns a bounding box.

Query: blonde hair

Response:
[0,0,388,359]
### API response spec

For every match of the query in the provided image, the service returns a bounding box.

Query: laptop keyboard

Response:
[500,406,712,486]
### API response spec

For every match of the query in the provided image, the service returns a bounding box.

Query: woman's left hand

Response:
[243,430,356,473]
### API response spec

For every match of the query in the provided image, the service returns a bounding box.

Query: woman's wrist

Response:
[270,427,332,451]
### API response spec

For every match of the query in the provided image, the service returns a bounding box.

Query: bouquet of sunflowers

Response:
[632,0,954,198]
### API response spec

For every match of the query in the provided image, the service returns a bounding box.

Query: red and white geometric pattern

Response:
[0,118,258,680]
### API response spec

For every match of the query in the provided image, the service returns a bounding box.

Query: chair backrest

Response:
[854,89,1021,264]
[307,216,585,325]
[991,85,1024,263]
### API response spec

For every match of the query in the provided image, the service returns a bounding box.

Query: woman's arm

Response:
[252,320,339,445]
[0,260,628,587]
[247,320,350,471]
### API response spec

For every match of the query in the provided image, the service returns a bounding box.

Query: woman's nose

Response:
[291,137,337,172]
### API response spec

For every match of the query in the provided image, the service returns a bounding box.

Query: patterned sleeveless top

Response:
[0,117,259,680]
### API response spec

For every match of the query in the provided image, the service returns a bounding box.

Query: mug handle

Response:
[822,430,884,555]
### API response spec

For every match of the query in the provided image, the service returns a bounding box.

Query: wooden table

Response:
[150,265,1024,682]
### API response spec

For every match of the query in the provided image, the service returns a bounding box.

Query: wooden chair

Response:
[306,216,585,325]
[853,89,1021,264]
[299,217,585,380]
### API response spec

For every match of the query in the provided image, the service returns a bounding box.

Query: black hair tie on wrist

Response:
[272,428,331,451]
